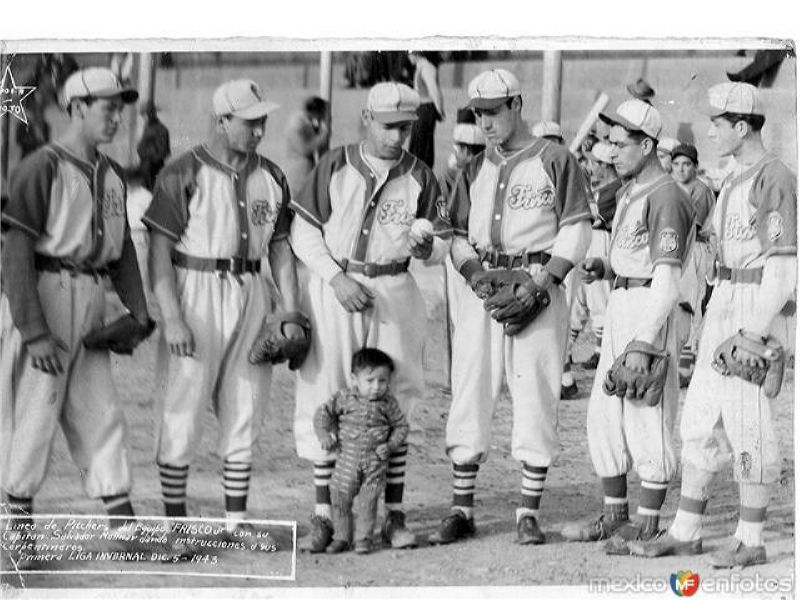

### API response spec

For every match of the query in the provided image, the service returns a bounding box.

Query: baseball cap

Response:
[366,82,420,124]
[599,99,662,139]
[453,123,485,146]
[702,82,763,117]
[62,67,138,105]
[468,69,522,110]
[590,142,614,165]
[213,79,279,120]
[657,136,679,155]
[532,120,563,139]
[671,143,698,164]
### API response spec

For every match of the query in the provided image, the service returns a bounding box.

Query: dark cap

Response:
[671,143,698,164]
[626,78,655,101]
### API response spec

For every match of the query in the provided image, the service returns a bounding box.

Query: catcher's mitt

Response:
[480,270,551,336]
[83,314,156,355]
[603,340,669,406]
[248,311,311,370]
[711,330,785,398]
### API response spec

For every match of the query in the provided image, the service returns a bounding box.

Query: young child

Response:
[313,348,409,554]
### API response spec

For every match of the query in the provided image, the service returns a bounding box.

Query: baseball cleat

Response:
[302,514,334,553]
[382,510,418,549]
[516,515,546,545]
[628,530,703,557]
[603,521,658,555]
[561,514,630,542]
[428,510,476,545]
[354,538,373,554]
[707,538,766,569]
[325,539,351,554]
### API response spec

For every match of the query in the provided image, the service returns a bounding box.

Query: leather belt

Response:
[477,249,550,269]
[717,265,763,284]
[171,251,261,274]
[34,254,108,278]
[613,276,652,290]
[339,258,410,278]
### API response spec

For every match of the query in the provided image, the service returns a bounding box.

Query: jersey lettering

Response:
[249,198,276,227]
[377,198,415,226]
[102,187,126,219]
[615,220,649,250]
[506,183,555,210]
[723,213,757,241]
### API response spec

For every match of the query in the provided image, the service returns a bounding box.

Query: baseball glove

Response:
[711,330,785,398]
[481,270,551,336]
[603,340,669,406]
[83,314,156,355]
[248,311,312,370]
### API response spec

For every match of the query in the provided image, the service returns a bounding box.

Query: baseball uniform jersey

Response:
[447,138,592,466]
[143,144,291,467]
[681,155,796,484]
[290,143,447,462]
[1,143,136,499]
[587,174,695,482]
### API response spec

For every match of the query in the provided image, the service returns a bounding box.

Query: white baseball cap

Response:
[468,69,522,110]
[599,99,662,139]
[657,136,679,154]
[62,67,138,105]
[366,82,420,124]
[702,82,763,117]
[213,79,279,119]
[590,142,614,165]
[532,120,563,139]
[453,123,485,146]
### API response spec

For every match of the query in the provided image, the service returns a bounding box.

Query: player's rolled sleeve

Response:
[547,220,591,283]
[752,161,797,257]
[143,155,194,241]
[3,147,57,237]
[289,146,346,230]
[290,216,343,283]
[645,184,695,268]
[543,146,593,227]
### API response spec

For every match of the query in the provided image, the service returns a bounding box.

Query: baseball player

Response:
[670,143,717,386]
[567,141,622,371]
[630,83,796,568]
[0,68,152,548]
[441,119,486,332]
[561,99,695,554]
[657,136,679,174]
[429,68,592,546]
[144,79,303,539]
[289,81,448,552]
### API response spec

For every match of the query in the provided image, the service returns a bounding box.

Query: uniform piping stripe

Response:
[0,215,40,238]
[142,217,182,242]
[603,496,629,505]
[521,489,543,497]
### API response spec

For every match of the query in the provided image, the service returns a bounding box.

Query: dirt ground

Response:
[1,266,795,595]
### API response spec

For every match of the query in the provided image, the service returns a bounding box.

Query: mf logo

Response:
[670,570,700,596]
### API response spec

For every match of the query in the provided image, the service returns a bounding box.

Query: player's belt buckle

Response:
[227,257,245,273]
[363,263,378,278]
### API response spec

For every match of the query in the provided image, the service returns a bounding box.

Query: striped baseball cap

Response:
[702,82,763,117]
[532,120,563,139]
[468,69,522,110]
[213,79,279,119]
[453,123,485,146]
[62,68,138,105]
[366,82,420,124]
[599,99,662,139]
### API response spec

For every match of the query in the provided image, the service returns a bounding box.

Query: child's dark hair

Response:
[351,347,395,374]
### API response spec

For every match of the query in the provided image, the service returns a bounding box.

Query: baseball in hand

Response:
[409,218,434,243]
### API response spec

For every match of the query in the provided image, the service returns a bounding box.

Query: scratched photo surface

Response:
[0,43,795,597]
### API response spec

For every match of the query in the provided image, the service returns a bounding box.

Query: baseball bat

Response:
[569,92,610,155]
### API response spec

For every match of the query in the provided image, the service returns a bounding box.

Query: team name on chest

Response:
[377,198,415,226]
[101,185,126,219]
[722,213,757,241]
[615,220,649,250]
[506,183,555,210]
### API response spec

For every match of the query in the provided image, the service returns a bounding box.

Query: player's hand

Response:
[330,273,375,313]
[320,434,338,452]
[375,443,390,460]
[27,334,69,376]
[579,258,605,284]
[624,350,651,374]
[407,231,433,259]
[164,318,195,357]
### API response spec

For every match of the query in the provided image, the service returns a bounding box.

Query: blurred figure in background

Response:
[408,51,445,168]
[136,101,171,191]
[626,78,655,105]
[657,136,679,173]
[284,96,330,198]
[532,120,565,145]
